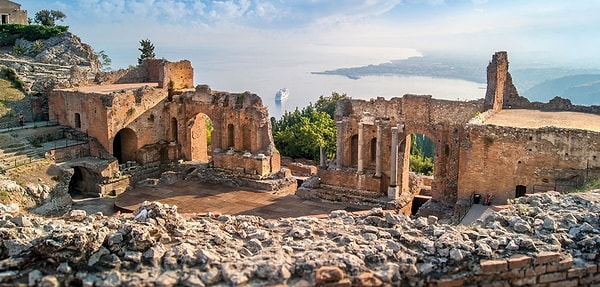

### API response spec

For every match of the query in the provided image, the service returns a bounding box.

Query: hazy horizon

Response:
[20,1,600,116]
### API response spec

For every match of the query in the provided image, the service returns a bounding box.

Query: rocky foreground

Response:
[0,190,599,286]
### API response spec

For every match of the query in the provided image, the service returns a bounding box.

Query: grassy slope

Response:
[0,78,26,122]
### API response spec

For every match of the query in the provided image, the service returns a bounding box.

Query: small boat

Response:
[275,88,289,101]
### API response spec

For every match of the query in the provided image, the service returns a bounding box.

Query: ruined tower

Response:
[484,51,521,111]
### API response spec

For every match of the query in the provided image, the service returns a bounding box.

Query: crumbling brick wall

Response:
[320,95,484,212]
[426,252,599,286]
[458,124,600,204]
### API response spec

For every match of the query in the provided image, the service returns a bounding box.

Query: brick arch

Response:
[185,112,213,162]
[113,128,137,164]
[400,123,453,203]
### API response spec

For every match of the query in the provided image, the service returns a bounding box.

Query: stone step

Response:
[0,153,41,171]
[0,143,31,154]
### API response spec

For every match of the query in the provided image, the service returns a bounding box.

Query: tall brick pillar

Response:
[375,120,382,177]
[357,122,364,174]
[335,121,343,170]
[388,126,400,199]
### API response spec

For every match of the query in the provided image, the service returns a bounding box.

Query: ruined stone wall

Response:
[319,168,386,193]
[106,88,170,163]
[159,60,194,90]
[323,95,484,207]
[93,59,193,89]
[484,51,519,112]
[48,143,90,162]
[181,87,274,155]
[171,86,280,176]
[48,90,109,147]
[512,96,600,115]
[94,66,149,85]
[458,124,600,204]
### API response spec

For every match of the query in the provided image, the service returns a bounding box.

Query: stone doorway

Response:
[515,185,526,198]
[188,113,213,162]
[68,166,101,198]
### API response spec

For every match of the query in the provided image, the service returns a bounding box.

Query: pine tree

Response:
[137,39,156,65]
[34,10,66,26]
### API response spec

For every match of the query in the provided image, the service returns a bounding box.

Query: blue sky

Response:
[21,0,600,70]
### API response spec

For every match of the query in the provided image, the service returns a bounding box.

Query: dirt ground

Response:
[483,109,600,132]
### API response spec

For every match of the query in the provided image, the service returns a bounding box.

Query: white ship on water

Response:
[275,88,289,101]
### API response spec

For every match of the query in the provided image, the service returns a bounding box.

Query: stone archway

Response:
[113,128,138,164]
[398,132,438,214]
[187,113,213,162]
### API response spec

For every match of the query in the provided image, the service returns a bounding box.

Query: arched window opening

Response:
[113,128,137,164]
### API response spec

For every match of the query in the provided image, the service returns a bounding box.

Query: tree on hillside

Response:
[34,10,66,26]
[138,39,156,65]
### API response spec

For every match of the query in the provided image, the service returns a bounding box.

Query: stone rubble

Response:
[0,190,598,286]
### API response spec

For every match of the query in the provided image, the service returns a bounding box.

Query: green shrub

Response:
[12,43,26,54]
[31,40,44,53]
[0,24,68,46]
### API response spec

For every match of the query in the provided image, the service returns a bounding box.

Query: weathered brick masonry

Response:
[303,51,600,218]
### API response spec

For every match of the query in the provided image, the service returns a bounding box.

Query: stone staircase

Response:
[0,133,41,172]
[0,54,72,82]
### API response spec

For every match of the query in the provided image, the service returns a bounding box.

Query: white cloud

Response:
[19,0,600,69]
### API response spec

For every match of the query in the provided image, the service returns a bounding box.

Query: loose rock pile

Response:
[0,190,598,286]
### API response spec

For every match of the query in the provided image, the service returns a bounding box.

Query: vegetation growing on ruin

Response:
[272,92,345,161]
[409,134,434,175]
[0,24,69,46]
[273,92,437,170]
[573,179,600,193]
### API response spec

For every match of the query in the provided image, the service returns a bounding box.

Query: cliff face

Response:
[0,31,100,93]
[0,31,101,121]
[15,32,100,71]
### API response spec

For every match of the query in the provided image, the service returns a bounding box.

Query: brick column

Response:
[388,126,399,199]
[335,121,343,169]
[357,122,364,174]
[375,120,382,177]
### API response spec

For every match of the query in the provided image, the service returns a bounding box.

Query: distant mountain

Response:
[313,54,600,106]
[312,54,487,83]
[519,74,600,105]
